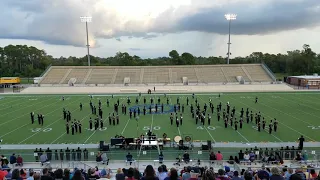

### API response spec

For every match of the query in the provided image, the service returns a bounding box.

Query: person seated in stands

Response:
[244,152,250,162]
[101,152,109,165]
[249,151,255,162]
[16,155,23,166]
[234,156,240,164]
[238,150,244,161]
[228,156,234,164]
[40,153,49,166]
[1,155,9,166]
[267,154,276,164]
[294,153,302,161]
[96,152,102,162]
[183,151,190,163]
[159,151,164,164]
[9,154,17,166]
[126,152,134,165]
[209,151,216,163]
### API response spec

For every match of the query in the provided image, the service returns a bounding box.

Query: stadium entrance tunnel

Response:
[129,104,175,114]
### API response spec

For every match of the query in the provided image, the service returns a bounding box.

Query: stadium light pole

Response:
[80,16,92,66]
[224,13,237,64]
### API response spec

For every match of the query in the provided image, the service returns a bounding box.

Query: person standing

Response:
[298,135,305,150]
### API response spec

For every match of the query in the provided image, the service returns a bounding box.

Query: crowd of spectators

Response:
[1,162,320,180]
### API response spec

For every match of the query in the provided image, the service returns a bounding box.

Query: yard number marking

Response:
[197,126,216,131]
[31,128,52,133]
[143,126,161,131]
[308,126,320,130]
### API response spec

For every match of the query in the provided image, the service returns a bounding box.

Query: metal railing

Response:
[0,149,318,162]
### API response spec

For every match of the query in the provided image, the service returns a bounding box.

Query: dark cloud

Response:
[0,0,320,47]
[171,0,320,35]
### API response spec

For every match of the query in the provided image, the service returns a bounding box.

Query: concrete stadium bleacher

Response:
[39,64,275,85]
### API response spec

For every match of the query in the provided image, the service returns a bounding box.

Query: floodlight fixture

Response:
[80,16,92,66]
[225,14,237,21]
[224,13,237,64]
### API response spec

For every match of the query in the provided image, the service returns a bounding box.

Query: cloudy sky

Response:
[0,0,320,58]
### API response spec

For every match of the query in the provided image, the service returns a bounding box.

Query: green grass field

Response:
[0,92,320,145]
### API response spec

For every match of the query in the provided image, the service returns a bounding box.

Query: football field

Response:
[0,92,320,145]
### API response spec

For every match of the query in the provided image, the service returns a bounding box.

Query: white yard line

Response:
[0,97,60,127]
[0,97,29,110]
[228,96,316,142]
[120,96,142,135]
[263,96,319,120]
[121,118,131,135]
[0,96,57,118]
[18,97,87,144]
[198,95,250,143]
[177,127,182,137]
[203,126,216,143]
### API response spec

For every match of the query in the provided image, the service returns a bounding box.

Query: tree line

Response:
[0,44,319,79]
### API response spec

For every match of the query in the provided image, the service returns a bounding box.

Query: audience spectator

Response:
[126,153,134,166]
[88,168,100,179]
[17,155,23,166]
[182,167,191,180]
[187,170,199,180]
[41,168,54,180]
[216,151,223,161]
[40,153,49,166]
[12,169,22,180]
[27,171,35,180]
[34,173,41,180]
[101,168,111,179]
[72,170,84,180]
[141,165,159,180]
[209,152,216,161]
[6,169,12,179]
[270,167,284,180]
[234,156,240,164]
[54,169,63,180]
[159,152,164,164]
[243,171,252,180]
[243,152,250,161]
[249,151,255,162]
[125,168,135,180]
[256,166,270,180]
[183,152,190,164]
[228,156,234,164]
[289,174,302,180]
[238,150,244,161]
[20,169,27,179]
[10,154,17,165]
[231,171,242,180]
[284,169,293,180]
[202,169,215,180]
[63,169,71,180]
[157,166,168,180]
[164,168,178,180]
[310,169,318,179]
[0,169,8,180]
[101,152,109,165]
[216,169,228,180]
[116,168,125,180]
[294,168,306,180]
